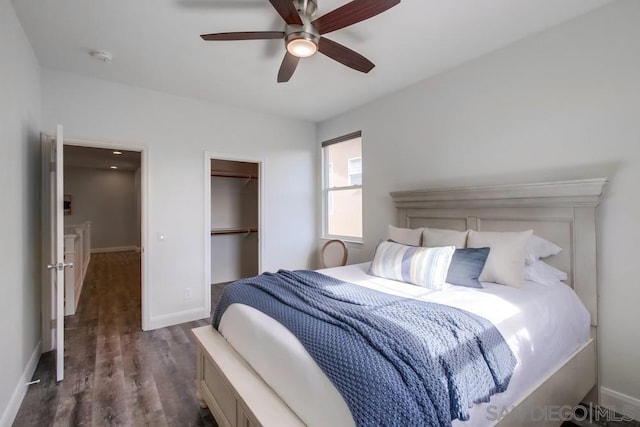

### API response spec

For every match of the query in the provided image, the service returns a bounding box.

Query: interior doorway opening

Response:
[62,145,142,322]
[63,139,149,330]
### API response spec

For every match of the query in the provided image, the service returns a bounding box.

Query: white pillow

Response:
[369,241,455,290]
[422,227,468,249]
[387,225,422,246]
[525,235,562,265]
[525,260,568,287]
[467,230,533,288]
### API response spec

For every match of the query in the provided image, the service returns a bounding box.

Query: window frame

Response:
[321,131,363,243]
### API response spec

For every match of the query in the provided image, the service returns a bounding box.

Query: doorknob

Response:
[47,262,74,271]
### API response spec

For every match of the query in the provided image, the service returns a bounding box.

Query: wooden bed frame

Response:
[192,178,607,427]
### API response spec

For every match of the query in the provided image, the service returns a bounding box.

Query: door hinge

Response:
[49,161,56,173]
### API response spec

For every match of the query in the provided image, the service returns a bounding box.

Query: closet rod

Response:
[211,172,258,180]
[211,228,258,236]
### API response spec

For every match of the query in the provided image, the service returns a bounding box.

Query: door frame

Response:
[40,133,53,353]
[204,152,264,316]
[56,137,151,330]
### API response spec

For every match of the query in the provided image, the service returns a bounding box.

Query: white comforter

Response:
[218,263,591,426]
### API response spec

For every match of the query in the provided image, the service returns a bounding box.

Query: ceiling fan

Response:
[200,0,400,82]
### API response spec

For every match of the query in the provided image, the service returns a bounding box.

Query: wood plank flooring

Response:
[14,252,216,426]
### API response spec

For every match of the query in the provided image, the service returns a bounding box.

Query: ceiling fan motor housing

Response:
[285,14,320,52]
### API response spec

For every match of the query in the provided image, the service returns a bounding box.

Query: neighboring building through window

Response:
[348,157,362,186]
[322,132,362,241]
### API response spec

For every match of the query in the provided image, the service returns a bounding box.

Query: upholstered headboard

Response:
[390,179,607,326]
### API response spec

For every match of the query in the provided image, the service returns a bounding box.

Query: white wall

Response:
[319,0,640,417]
[42,68,317,329]
[64,166,139,251]
[0,1,42,425]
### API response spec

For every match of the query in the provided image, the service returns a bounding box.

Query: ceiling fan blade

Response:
[201,31,285,41]
[318,37,374,73]
[312,0,400,35]
[268,0,303,25]
[277,52,300,83]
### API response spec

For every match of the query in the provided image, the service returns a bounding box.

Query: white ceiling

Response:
[13,0,611,122]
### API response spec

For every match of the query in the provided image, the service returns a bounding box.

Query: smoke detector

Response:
[90,50,112,62]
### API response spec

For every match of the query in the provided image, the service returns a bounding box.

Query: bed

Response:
[192,178,606,427]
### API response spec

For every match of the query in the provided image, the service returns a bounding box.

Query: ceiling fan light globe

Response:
[287,38,317,58]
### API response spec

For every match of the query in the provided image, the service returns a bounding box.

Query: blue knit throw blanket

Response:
[212,270,516,426]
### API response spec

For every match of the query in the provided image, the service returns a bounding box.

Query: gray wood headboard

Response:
[390,179,607,326]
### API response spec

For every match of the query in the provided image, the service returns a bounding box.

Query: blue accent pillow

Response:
[446,247,490,288]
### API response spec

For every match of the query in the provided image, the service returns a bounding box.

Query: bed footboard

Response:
[496,338,597,426]
[191,325,304,427]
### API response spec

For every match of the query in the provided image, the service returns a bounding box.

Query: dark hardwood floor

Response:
[14,252,215,426]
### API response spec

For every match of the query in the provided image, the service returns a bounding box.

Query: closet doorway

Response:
[205,155,263,313]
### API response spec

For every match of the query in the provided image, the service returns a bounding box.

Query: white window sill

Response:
[321,237,364,246]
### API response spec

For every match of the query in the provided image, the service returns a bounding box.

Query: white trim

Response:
[600,387,640,421]
[40,134,54,353]
[204,151,265,318]
[204,154,211,318]
[0,342,41,427]
[148,308,210,331]
[90,246,138,254]
[59,136,150,331]
[140,148,149,331]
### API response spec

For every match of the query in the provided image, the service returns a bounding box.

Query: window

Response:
[322,132,362,241]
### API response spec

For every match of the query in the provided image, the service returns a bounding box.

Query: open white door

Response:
[41,125,67,382]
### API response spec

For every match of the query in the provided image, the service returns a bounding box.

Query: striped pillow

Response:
[369,241,455,290]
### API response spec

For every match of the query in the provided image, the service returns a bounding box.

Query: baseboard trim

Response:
[91,246,138,254]
[147,307,209,331]
[0,341,42,427]
[601,386,640,421]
